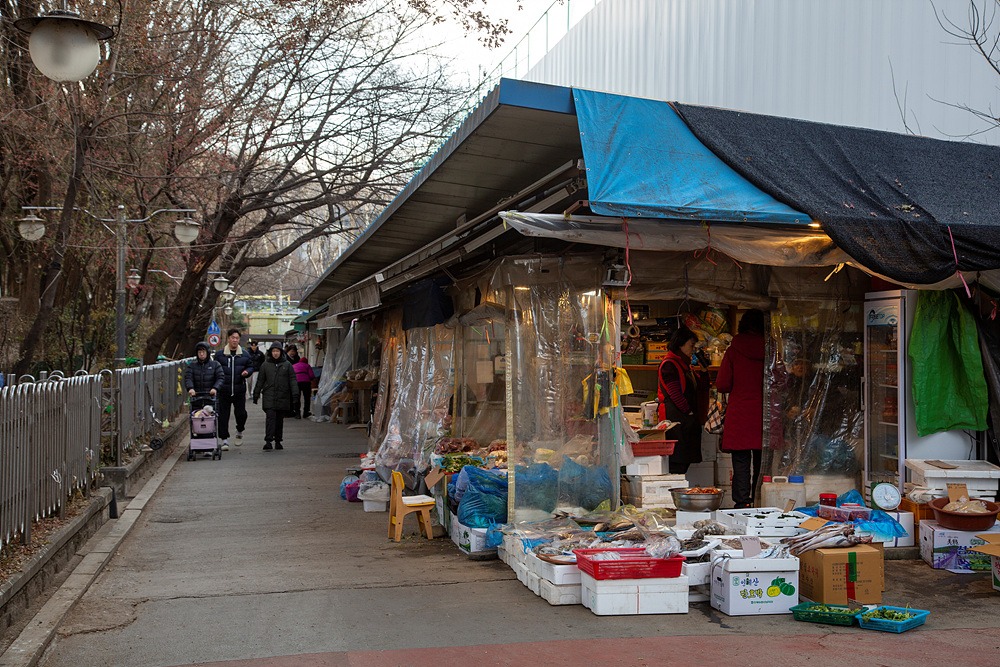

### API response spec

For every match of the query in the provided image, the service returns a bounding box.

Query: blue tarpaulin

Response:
[573,89,810,225]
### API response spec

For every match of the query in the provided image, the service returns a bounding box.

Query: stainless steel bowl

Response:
[670,488,724,512]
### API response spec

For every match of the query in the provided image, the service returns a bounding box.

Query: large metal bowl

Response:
[670,488,724,512]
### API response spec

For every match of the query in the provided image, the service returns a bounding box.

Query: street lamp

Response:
[208,272,230,292]
[18,205,200,365]
[13,9,114,82]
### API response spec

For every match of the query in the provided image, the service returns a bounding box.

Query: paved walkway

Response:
[3,405,999,666]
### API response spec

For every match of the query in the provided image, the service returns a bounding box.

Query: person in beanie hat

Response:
[253,343,298,450]
[183,341,223,405]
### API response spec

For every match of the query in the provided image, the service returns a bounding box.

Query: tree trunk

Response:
[13,122,88,376]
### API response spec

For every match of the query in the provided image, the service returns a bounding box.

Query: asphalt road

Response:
[26,407,1000,667]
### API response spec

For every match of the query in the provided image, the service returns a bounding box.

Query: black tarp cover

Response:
[672,103,1000,284]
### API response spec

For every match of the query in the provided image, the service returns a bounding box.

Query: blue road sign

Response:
[208,320,221,336]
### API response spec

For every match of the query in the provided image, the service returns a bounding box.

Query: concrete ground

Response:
[5,406,1000,667]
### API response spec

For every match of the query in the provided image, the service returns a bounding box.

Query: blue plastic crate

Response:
[856,606,930,633]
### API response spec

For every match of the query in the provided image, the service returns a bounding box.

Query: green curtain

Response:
[909,291,988,436]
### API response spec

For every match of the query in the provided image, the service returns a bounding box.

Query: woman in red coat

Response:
[715,309,766,508]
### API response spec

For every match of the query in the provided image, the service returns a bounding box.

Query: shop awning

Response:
[290,304,329,331]
[673,103,1000,284]
[573,89,812,226]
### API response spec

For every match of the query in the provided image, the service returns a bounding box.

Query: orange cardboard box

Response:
[797,544,883,605]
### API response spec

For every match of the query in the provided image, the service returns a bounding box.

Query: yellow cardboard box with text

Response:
[797,544,883,605]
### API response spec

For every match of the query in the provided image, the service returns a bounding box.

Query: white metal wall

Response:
[523,0,1000,143]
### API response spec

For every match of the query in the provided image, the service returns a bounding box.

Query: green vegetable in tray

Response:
[861,607,915,622]
[806,605,856,614]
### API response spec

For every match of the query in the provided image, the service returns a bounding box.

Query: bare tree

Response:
[2,0,495,370]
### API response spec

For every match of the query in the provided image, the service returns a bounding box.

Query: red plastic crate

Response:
[630,440,676,456]
[573,548,685,580]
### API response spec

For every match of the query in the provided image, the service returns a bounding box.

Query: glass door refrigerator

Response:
[863,290,973,493]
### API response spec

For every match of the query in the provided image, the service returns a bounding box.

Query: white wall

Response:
[525,0,1000,143]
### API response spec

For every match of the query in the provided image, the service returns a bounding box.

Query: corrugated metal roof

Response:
[299,79,582,307]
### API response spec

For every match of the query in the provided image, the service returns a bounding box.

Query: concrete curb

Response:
[0,435,188,667]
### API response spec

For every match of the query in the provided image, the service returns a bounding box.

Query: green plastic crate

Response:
[789,602,860,626]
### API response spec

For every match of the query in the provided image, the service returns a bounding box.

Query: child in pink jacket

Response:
[292,357,316,418]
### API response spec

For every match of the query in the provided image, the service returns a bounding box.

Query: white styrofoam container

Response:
[362,500,388,512]
[624,456,666,476]
[905,459,1000,488]
[497,546,508,565]
[513,559,529,585]
[715,508,809,537]
[675,510,714,525]
[525,552,581,586]
[682,561,712,586]
[871,510,915,548]
[540,579,582,605]
[526,570,542,595]
[710,556,799,616]
[688,584,711,603]
[581,572,689,615]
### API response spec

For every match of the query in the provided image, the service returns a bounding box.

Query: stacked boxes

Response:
[620,474,688,508]
[501,534,582,606]
[581,573,689,615]
[716,508,810,537]
[905,459,1000,501]
[919,520,1000,572]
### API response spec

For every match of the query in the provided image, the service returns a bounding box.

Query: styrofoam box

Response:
[513,559,529,586]
[689,584,711,603]
[623,474,689,496]
[675,510,714,525]
[581,572,689,615]
[525,570,542,595]
[502,534,524,561]
[710,536,775,559]
[540,578,582,606]
[871,510,915,548]
[905,459,1000,489]
[524,551,581,585]
[716,508,810,537]
[624,456,666,476]
[710,556,799,616]
[682,561,712,587]
[497,546,508,565]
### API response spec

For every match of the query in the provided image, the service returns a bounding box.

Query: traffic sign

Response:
[208,333,220,347]
[207,320,221,336]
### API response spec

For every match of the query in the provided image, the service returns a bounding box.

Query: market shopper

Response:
[183,342,223,408]
[657,328,704,475]
[253,343,299,451]
[715,309,766,509]
[214,329,254,450]
[292,356,316,418]
[285,343,300,365]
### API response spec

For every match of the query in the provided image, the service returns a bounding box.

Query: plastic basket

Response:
[573,548,684,580]
[630,440,676,456]
[789,602,860,627]
[857,606,930,633]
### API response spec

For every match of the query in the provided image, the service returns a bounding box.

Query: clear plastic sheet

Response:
[373,323,455,472]
[763,295,865,484]
[490,255,620,522]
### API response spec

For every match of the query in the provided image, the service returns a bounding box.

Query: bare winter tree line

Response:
[1,0,508,373]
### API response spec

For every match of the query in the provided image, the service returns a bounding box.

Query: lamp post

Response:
[18,205,201,365]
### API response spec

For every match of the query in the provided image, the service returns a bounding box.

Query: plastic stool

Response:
[334,401,357,423]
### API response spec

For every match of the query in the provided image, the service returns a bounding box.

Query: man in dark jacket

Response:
[214,328,254,450]
[253,343,299,451]
[183,342,223,407]
[247,339,266,370]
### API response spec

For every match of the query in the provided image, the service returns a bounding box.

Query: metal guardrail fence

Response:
[0,360,188,550]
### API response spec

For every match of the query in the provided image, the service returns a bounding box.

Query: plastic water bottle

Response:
[761,475,808,510]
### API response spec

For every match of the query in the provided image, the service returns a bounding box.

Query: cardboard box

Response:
[797,545,884,605]
[581,572,689,615]
[710,556,800,616]
[969,534,1000,591]
[450,514,495,555]
[919,520,1000,572]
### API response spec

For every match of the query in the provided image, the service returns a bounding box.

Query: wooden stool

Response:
[333,401,357,424]
[388,470,435,542]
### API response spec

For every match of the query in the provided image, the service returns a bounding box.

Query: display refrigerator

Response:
[863,290,972,493]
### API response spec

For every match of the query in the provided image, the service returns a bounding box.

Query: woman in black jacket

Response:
[183,342,223,406]
[253,343,299,451]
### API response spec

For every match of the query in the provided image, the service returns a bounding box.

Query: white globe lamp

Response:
[14,11,114,83]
